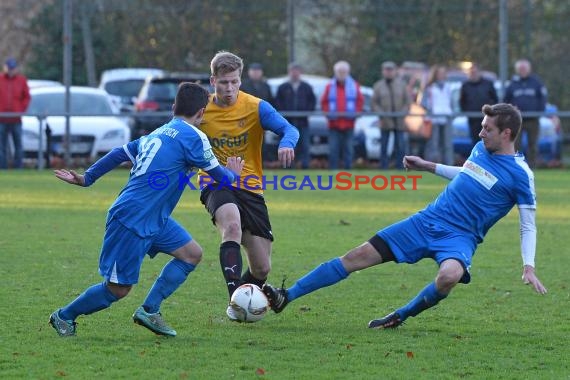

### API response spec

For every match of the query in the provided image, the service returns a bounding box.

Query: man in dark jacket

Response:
[504,59,547,168]
[274,63,316,169]
[240,62,273,104]
[0,58,31,169]
[240,62,276,163]
[460,63,498,149]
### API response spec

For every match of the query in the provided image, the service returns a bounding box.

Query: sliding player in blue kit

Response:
[263,103,547,328]
[49,83,244,337]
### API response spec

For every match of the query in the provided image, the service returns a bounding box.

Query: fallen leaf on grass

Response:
[56,370,67,377]
[406,351,414,359]
[256,368,266,375]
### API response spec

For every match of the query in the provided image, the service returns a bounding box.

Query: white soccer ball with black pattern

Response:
[229,284,269,322]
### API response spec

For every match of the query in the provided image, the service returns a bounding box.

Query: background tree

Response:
[17,0,569,110]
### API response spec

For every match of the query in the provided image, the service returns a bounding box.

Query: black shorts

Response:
[200,185,274,242]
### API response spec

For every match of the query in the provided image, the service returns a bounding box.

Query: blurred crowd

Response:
[0,54,557,170]
[239,58,551,170]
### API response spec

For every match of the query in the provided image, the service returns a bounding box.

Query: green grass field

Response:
[1,169,569,379]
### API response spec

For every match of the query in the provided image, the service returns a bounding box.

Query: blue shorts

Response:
[377,214,477,284]
[99,217,192,285]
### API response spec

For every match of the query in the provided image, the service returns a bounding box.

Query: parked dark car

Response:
[132,73,212,139]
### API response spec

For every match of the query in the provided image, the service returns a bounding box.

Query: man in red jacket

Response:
[321,60,364,169]
[0,58,31,169]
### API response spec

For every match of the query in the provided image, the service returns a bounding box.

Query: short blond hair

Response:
[210,51,243,77]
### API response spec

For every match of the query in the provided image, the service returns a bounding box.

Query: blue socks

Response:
[142,259,196,314]
[396,282,447,321]
[287,258,349,302]
[57,259,196,321]
[59,282,118,321]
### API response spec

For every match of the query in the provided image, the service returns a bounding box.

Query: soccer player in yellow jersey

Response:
[198,51,299,321]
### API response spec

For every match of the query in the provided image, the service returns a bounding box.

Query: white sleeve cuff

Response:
[434,164,462,180]
[519,207,537,267]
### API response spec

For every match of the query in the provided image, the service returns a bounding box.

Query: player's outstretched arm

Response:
[62,146,133,187]
[404,155,462,180]
[54,169,85,186]
[403,156,435,172]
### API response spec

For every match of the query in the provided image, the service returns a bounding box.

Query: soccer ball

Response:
[229,284,269,323]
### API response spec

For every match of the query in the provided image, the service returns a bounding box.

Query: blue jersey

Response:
[108,118,219,237]
[419,141,536,243]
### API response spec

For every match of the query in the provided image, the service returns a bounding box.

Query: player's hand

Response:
[403,155,432,172]
[522,265,547,294]
[54,169,85,186]
[53,169,85,186]
[226,156,245,175]
[278,147,295,168]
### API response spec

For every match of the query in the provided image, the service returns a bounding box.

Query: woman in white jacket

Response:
[422,65,454,165]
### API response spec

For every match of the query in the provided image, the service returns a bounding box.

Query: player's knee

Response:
[107,283,132,299]
[222,221,242,241]
[184,243,203,264]
[251,262,271,279]
[435,263,464,292]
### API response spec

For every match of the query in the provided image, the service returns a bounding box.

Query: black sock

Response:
[240,268,266,289]
[220,241,242,298]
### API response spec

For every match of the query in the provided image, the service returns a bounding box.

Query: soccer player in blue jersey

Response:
[263,103,547,328]
[49,83,245,337]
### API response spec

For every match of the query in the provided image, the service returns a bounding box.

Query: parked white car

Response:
[99,67,166,112]
[23,86,131,162]
[27,79,63,89]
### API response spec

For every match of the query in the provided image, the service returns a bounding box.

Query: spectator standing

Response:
[240,62,273,104]
[422,65,454,165]
[321,61,364,170]
[372,61,411,169]
[274,62,316,169]
[0,58,30,169]
[460,63,498,150]
[504,59,547,168]
[240,62,276,163]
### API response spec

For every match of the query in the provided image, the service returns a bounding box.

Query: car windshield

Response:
[104,79,145,98]
[148,81,180,101]
[28,92,115,115]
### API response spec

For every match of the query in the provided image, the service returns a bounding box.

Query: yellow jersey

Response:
[198,91,265,193]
